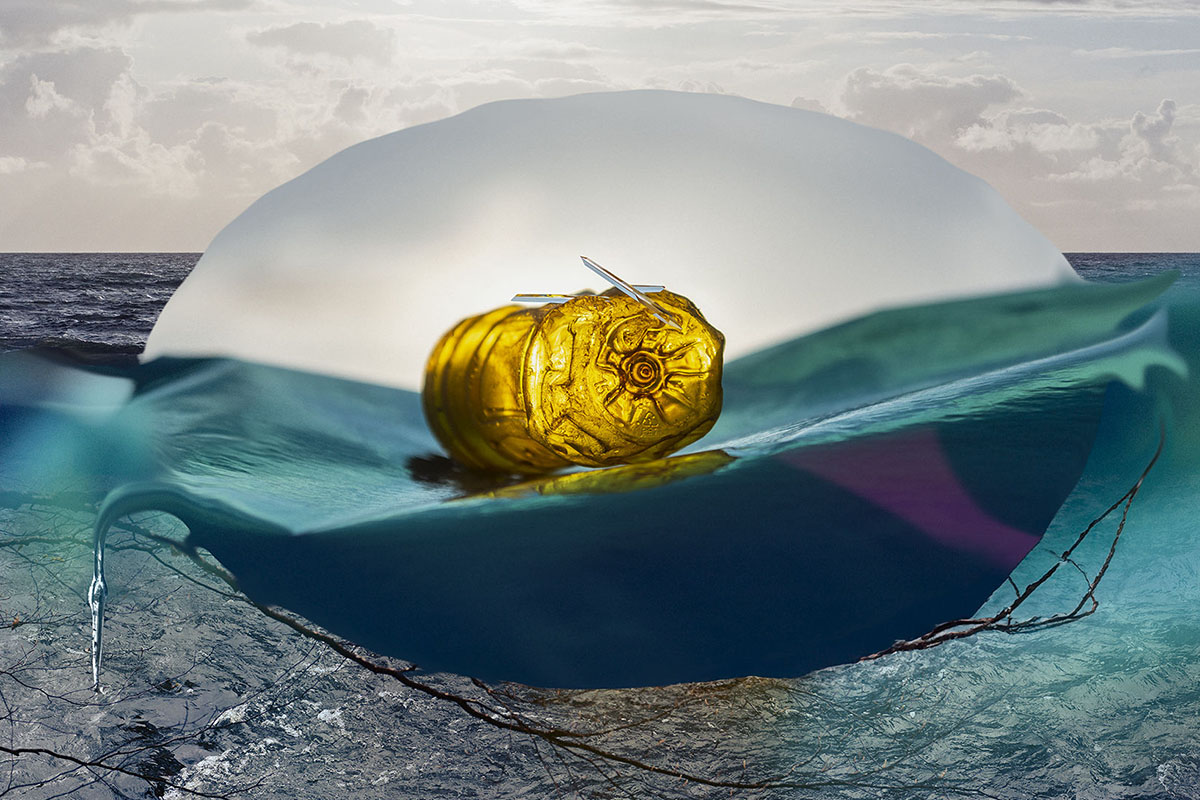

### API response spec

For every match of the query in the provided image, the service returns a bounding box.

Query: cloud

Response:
[515,41,607,60]
[139,79,278,147]
[589,0,786,13]
[3,0,1199,251]
[333,85,370,125]
[956,107,1099,153]
[509,0,1200,25]
[0,0,253,47]
[0,155,46,174]
[964,101,1197,246]
[0,40,391,216]
[936,0,1200,11]
[1014,0,1199,9]
[839,64,1022,144]
[1073,46,1200,58]
[0,26,624,248]
[0,47,134,162]
[1048,99,1194,184]
[828,31,1034,43]
[790,95,827,112]
[507,0,791,27]
[825,57,1199,248]
[1132,99,1178,159]
[246,20,396,65]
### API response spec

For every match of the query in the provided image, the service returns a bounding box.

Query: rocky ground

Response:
[4,488,1195,800]
[0,500,834,800]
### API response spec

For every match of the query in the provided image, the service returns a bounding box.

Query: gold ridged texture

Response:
[422,288,724,475]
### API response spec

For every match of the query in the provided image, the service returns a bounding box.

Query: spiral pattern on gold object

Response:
[422,288,724,475]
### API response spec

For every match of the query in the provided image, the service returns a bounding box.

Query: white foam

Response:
[145,90,1077,390]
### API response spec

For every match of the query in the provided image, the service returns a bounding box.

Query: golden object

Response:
[422,267,724,475]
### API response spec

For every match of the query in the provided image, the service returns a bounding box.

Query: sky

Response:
[0,0,1197,253]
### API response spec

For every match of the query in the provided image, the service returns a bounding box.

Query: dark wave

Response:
[3,337,144,366]
[0,252,198,354]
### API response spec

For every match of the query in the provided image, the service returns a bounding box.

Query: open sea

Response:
[0,253,198,357]
[2,251,1200,799]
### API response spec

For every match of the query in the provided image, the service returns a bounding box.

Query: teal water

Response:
[2,256,1199,796]
[763,259,1200,798]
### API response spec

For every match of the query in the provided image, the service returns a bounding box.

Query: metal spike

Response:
[579,256,681,330]
[511,294,573,304]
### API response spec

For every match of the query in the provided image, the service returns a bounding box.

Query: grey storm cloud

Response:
[0,0,253,47]
[246,21,396,65]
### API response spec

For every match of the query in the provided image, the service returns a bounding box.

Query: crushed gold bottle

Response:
[422,257,724,475]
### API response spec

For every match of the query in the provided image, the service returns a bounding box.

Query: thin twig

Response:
[862,423,1165,660]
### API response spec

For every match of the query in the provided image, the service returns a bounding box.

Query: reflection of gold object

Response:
[478,450,735,499]
[422,267,724,475]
